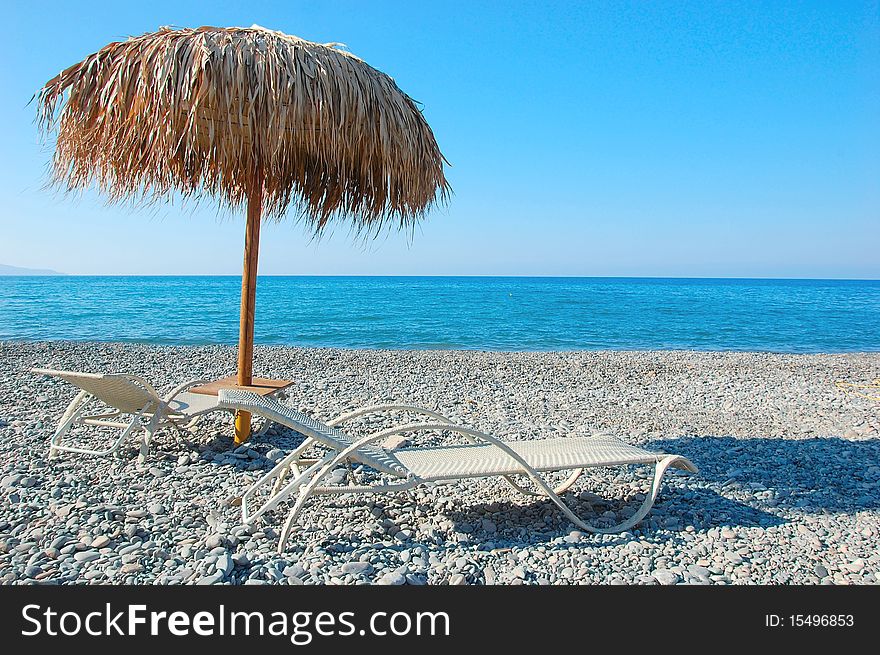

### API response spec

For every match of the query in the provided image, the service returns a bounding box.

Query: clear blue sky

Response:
[1,1,878,277]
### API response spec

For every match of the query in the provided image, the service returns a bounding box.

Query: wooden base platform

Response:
[189,375,294,397]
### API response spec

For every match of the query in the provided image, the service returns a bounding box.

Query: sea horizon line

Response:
[2,273,879,282]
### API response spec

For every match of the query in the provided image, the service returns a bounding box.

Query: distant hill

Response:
[0,263,65,276]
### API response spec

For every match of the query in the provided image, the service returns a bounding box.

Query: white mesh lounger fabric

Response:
[32,368,225,462]
[218,390,698,553]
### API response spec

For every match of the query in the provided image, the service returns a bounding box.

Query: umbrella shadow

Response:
[149,422,306,471]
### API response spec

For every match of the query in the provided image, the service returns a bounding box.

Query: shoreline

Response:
[3,273,879,280]
[3,338,880,357]
[1,341,878,585]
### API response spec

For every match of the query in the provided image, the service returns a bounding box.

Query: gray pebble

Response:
[377,572,406,585]
[341,562,373,576]
[652,569,679,585]
[73,550,101,563]
[196,572,225,585]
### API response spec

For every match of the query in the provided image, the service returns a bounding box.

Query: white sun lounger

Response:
[218,389,698,553]
[33,368,224,462]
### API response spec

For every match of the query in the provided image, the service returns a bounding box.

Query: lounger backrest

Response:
[32,368,160,415]
[217,389,409,477]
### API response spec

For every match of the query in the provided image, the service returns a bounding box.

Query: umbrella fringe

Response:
[36,25,450,232]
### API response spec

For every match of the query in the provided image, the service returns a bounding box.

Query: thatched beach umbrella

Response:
[36,25,448,442]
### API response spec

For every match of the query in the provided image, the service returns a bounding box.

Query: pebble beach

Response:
[1,340,878,585]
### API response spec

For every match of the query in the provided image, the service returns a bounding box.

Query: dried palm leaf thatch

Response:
[36,25,449,232]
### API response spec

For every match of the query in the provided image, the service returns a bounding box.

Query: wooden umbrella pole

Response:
[234,178,263,444]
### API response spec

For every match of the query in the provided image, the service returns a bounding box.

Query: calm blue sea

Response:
[0,276,878,353]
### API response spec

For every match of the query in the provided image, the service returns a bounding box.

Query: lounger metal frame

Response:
[219,390,697,553]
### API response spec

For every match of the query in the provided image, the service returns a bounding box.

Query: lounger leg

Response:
[265,438,322,498]
[543,456,688,534]
[137,412,163,464]
[253,418,274,438]
[47,398,160,459]
[277,493,310,553]
[183,416,202,431]
[49,391,91,459]
[165,417,198,452]
[240,444,330,525]
[503,468,584,497]
[51,415,144,458]
[272,433,422,553]
[269,456,299,497]
[274,476,421,554]
[275,452,365,553]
